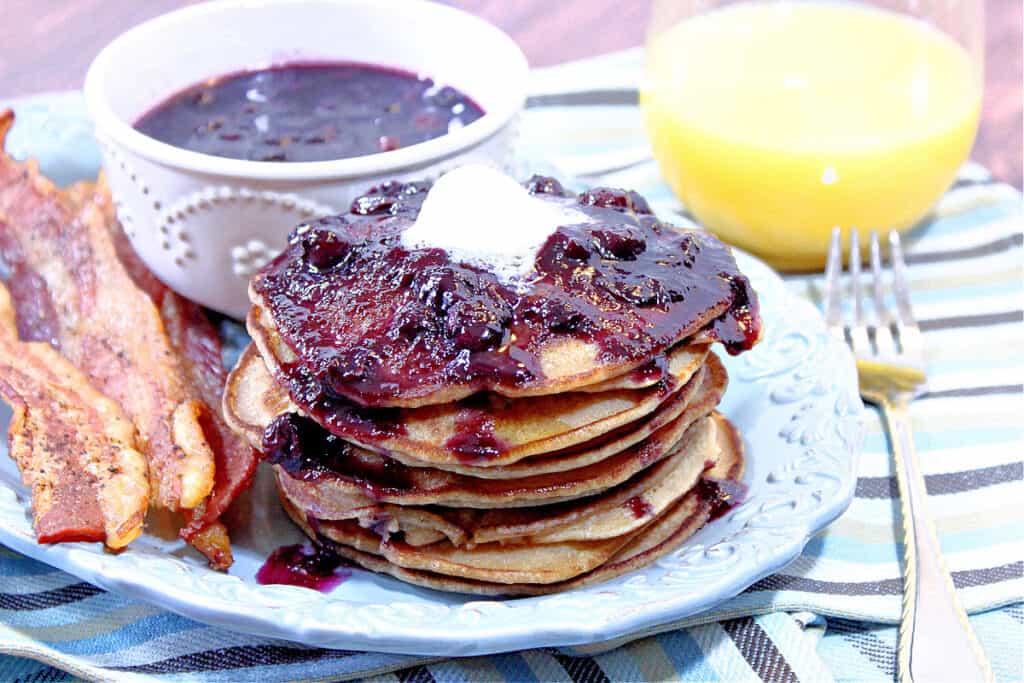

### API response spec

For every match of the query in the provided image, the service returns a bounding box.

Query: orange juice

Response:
[642,1,981,270]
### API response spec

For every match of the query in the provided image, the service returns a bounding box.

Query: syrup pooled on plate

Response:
[135,62,483,162]
[698,477,749,522]
[256,542,350,592]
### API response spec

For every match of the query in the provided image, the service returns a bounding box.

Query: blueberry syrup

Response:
[627,355,669,385]
[624,495,654,519]
[444,405,508,462]
[262,413,413,495]
[256,543,350,591]
[252,177,761,436]
[134,62,483,162]
[698,478,749,522]
[263,411,675,501]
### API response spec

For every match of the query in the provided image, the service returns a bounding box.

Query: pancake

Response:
[230,341,711,468]
[577,343,708,393]
[379,531,631,585]
[249,300,708,398]
[272,398,719,509]
[435,354,718,479]
[281,494,637,585]
[273,482,470,547]
[223,344,292,449]
[226,343,722,479]
[286,493,706,596]
[707,414,745,483]
[274,414,720,549]
[526,416,716,544]
[277,412,745,595]
[249,180,760,410]
[463,414,715,545]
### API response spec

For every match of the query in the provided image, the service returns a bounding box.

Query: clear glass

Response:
[641,0,984,270]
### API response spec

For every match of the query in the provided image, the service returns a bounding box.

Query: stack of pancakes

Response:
[224,177,761,595]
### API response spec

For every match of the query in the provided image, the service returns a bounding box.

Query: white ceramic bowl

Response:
[84,0,528,318]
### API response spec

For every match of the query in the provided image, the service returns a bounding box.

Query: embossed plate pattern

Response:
[0,93,863,656]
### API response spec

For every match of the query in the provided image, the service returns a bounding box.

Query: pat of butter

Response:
[401,165,588,285]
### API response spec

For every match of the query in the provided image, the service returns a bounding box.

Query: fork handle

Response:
[881,396,994,683]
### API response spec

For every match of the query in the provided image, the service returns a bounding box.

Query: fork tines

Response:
[824,228,923,363]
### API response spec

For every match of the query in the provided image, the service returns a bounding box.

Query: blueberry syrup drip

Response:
[653,356,679,397]
[253,176,761,418]
[134,62,483,162]
[708,275,761,356]
[444,405,508,462]
[628,355,668,385]
[256,543,349,591]
[624,495,654,519]
[262,413,413,495]
[698,478,749,522]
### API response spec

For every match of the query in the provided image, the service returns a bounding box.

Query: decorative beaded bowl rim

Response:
[83,0,529,181]
[0,92,864,657]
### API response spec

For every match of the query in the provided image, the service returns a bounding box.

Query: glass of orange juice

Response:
[641,0,984,270]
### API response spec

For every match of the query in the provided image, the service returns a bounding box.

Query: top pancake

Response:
[249,178,761,409]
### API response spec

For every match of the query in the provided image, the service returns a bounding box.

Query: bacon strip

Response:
[0,278,148,548]
[159,296,259,541]
[0,110,214,512]
[90,178,260,566]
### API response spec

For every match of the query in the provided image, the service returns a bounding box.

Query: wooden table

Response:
[1,0,1019,187]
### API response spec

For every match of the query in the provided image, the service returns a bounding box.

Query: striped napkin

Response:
[2,48,1022,682]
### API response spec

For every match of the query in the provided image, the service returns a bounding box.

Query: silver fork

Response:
[824,228,993,683]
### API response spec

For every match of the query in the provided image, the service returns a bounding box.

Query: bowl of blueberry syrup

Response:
[84,0,528,317]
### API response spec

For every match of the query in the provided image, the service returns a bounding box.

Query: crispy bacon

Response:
[89,178,259,567]
[187,518,234,570]
[0,110,256,567]
[0,132,213,513]
[0,279,149,548]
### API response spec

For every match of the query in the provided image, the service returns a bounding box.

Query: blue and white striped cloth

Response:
[2,49,1022,681]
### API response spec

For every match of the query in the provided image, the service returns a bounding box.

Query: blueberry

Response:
[578,187,653,214]
[262,413,359,480]
[261,413,307,463]
[563,236,591,261]
[591,228,647,260]
[599,274,667,307]
[524,175,567,196]
[444,298,510,352]
[521,298,590,334]
[627,191,653,214]
[322,348,382,397]
[415,268,461,314]
[390,303,436,341]
[300,229,352,270]
[535,231,590,272]
[543,302,588,333]
[350,193,394,215]
[426,85,460,109]
[350,180,430,215]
